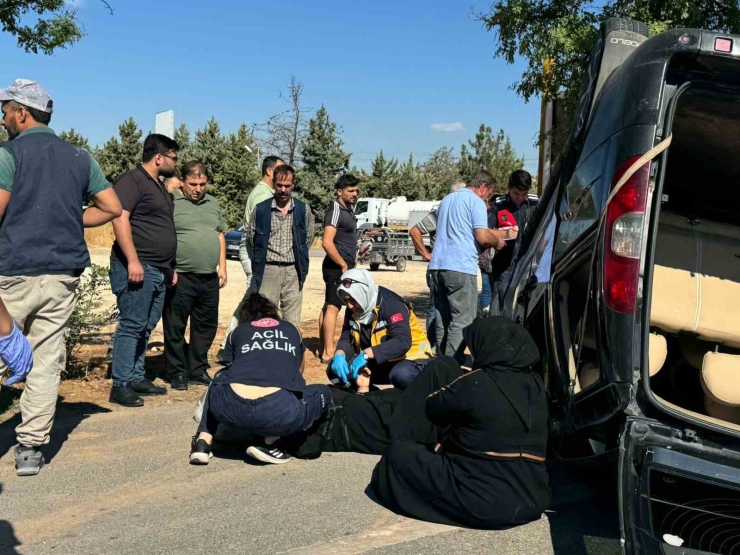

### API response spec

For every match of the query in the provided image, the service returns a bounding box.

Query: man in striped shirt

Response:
[319,174,359,362]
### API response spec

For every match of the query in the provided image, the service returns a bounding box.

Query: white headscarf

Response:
[337,268,379,325]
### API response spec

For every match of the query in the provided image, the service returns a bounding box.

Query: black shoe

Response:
[188,373,212,386]
[109,384,144,407]
[131,379,167,396]
[170,374,189,391]
[189,436,213,465]
[14,444,45,476]
[246,444,292,465]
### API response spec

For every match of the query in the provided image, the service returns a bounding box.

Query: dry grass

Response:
[85,223,115,248]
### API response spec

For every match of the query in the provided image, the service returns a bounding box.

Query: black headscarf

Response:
[463,317,542,431]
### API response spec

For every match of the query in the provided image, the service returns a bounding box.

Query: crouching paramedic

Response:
[328,269,432,391]
[189,293,332,466]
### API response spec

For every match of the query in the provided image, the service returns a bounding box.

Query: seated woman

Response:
[328,269,432,391]
[293,317,550,530]
[189,294,332,466]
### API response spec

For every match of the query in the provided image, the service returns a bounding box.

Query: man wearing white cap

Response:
[0,79,122,476]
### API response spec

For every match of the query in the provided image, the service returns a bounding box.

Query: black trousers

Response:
[163,272,219,379]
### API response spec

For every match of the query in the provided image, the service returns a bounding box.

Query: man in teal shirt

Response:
[218,156,284,360]
[0,79,122,476]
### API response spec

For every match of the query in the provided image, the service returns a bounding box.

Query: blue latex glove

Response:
[349,352,369,380]
[0,326,33,385]
[331,353,349,384]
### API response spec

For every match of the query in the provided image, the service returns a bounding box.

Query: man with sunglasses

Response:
[163,162,227,391]
[109,134,180,407]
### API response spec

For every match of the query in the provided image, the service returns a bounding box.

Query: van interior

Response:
[647,84,740,431]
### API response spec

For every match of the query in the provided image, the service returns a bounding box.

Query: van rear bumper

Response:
[619,419,740,554]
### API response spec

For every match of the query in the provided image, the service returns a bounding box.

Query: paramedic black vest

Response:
[221,318,306,392]
[250,197,310,291]
[0,131,92,276]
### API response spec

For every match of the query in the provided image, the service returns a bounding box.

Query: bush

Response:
[63,264,115,380]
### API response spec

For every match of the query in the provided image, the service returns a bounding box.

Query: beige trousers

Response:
[258,264,303,329]
[0,274,78,447]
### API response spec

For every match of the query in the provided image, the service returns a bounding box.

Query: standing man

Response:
[319,174,359,362]
[163,162,227,391]
[0,79,122,475]
[217,156,285,361]
[487,170,537,316]
[428,170,516,362]
[109,134,180,408]
[409,180,465,350]
[244,165,314,328]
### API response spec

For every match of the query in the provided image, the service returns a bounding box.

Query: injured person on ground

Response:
[288,316,551,530]
[189,293,332,466]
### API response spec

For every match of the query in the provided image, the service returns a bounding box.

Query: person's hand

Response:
[128,260,145,283]
[340,263,348,274]
[172,270,178,287]
[493,234,506,251]
[350,352,369,380]
[422,251,432,262]
[505,226,519,241]
[331,353,349,384]
[0,326,33,386]
[218,268,228,288]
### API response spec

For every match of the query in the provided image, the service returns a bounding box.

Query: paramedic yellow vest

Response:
[349,302,432,361]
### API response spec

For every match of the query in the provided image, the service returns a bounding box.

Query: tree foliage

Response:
[478,0,740,126]
[298,105,350,221]
[256,76,311,166]
[457,124,524,194]
[58,128,90,150]
[94,117,142,181]
[0,127,8,142]
[0,0,114,55]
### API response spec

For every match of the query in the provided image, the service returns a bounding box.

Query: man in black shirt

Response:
[487,170,537,316]
[109,134,180,407]
[319,174,359,362]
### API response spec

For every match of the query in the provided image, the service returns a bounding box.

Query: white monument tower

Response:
[155,110,175,139]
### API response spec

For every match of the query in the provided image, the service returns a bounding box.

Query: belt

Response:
[484,450,546,462]
[266,261,295,266]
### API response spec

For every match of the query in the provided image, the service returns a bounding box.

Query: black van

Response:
[503,19,740,555]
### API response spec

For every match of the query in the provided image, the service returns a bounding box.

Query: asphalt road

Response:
[0,399,623,555]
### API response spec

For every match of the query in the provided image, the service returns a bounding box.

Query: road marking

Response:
[277,520,458,554]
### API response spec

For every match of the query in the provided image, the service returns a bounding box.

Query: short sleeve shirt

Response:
[429,188,488,276]
[172,190,226,274]
[111,166,177,270]
[488,194,537,278]
[323,201,357,267]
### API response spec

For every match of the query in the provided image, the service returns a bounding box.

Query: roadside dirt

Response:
[1,248,435,419]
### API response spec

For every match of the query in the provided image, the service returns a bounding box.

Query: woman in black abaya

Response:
[289,317,550,530]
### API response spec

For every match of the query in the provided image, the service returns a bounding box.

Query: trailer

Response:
[356,227,415,272]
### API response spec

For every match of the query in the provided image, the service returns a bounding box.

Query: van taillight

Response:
[604,156,650,314]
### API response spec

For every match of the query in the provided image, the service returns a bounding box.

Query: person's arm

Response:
[322,227,347,271]
[245,207,257,254]
[305,205,316,250]
[0,189,10,223]
[0,148,15,222]
[334,313,354,356]
[217,233,227,288]
[0,297,14,337]
[409,225,430,262]
[111,211,145,283]
[83,189,122,227]
[367,302,412,364]
[425,370,479,427]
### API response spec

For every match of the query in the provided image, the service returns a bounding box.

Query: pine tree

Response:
[457,124,524,194]
[192,117,226,189]
[58,128,90,150]
[217,124,261,228]
[365,150,398,198]
[298,106,350,220]
[395,154,424,200]
[95,117,143,182]
[173,123,195,163]
[421,147,461,199]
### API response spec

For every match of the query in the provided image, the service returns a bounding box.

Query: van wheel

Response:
[369,263,380,271]
[395,257,406,272]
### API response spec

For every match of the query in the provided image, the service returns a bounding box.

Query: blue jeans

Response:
[110,259,167,387]
[426,270,436,349]
[478,270,491,313]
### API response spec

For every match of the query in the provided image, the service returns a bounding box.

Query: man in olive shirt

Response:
[163,162,227,390]
[0,79,122,475]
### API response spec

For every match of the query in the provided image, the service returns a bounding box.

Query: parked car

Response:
[504,19,740,555]
[224,227,243,259]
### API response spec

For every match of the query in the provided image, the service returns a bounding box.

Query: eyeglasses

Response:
[341,278,364,288]
[161,153,179,163]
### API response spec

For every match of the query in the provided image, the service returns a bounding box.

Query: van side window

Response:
[554,144,608,259]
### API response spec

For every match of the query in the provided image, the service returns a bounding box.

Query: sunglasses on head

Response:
[340,278,364,289]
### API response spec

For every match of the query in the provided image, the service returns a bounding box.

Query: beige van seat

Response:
[651,212,740,422]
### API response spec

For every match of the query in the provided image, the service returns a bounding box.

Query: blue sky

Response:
[1,0,541,172]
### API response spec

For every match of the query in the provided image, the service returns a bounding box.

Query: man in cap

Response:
[0,79,122,476]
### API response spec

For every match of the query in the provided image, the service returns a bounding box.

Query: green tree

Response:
[95,117,143,182]
[0,127,8,142]
[173,123,195,162]
[477,0,740,126]
[58,128,90,150]
[191,117,226,187]
[1,0,113,55]
[362,150,398,198]
[457,124,524,194]
[218,124,261,229]
[298,105,350,220]
[395,154,425,200]
[421,147,461,199]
